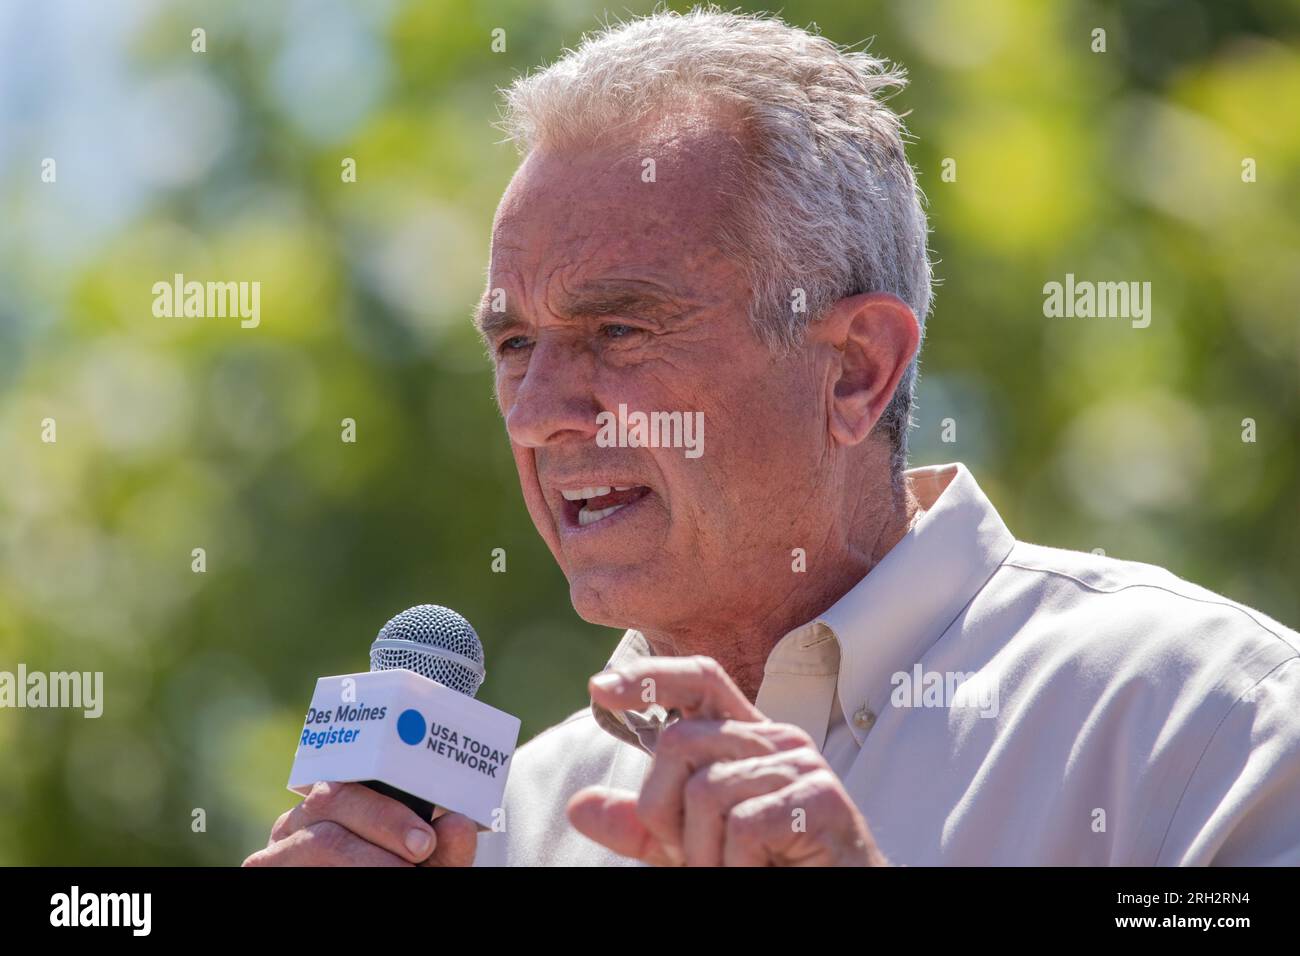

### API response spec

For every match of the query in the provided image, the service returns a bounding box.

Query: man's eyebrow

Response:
[474,280,683,341]
[557,281,683,319]
[474,300,522,342]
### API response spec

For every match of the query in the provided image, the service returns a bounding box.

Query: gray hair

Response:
[499,7,932,478]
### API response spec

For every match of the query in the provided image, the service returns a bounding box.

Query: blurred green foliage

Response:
[0,0,1296,864]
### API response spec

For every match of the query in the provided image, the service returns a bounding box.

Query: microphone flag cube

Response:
[287,669,520,828]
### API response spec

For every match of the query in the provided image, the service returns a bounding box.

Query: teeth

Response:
[561,485,612,501]
[613,485,634,491]
[577,502,628,527]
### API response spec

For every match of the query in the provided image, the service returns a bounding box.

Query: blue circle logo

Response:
[396,709,426,746]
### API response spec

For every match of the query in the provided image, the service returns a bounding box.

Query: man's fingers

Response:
[588,656,764,722]
[244,821,413,867]
[718,769,879,867]
[419,812,479,867]
[252,783,482,867]
[681,748,826,866]
[567,787,680,866]
[638,719,809,858]
[278,782,439,864]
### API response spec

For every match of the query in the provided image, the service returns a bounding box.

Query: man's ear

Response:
[809,292,920,447]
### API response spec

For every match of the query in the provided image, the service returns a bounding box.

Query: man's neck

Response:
[638,481,922,702]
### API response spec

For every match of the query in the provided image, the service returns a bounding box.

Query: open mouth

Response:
[559,485,653,528]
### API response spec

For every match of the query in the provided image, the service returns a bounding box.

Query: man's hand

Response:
[242,781,479,867]
[568,656,887,866]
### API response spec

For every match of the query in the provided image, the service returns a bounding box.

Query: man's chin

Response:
[566,567,654,630]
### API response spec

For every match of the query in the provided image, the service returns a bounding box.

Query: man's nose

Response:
[504,337,601,449]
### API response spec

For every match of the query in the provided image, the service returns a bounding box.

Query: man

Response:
[246,9,1300,867]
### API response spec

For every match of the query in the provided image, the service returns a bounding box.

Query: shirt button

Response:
[852,706,876,731]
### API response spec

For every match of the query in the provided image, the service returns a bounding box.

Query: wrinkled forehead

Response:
[489,104,750,278]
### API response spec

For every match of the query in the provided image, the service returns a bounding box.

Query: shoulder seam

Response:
[1001,560,1295,650]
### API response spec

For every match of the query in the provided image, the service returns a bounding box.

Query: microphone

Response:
[363,605,487,819]
[287,604,521,828]
[369,604,486,696]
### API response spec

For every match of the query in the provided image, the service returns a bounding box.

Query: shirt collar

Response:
[590,463,1016,752]
[819,463,1015,743]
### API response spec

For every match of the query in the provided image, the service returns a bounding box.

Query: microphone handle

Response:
[362,780,437,822]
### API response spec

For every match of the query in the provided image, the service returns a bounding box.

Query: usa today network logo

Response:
[401,708,510,778]
[397,708,427,745]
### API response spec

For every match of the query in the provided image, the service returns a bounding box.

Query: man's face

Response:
[481,117,834,634]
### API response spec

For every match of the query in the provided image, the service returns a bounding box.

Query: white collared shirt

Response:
[475,463,1300,865]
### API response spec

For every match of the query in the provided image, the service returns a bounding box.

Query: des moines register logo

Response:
[300,701,389,749]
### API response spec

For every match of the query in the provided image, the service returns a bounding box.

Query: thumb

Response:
[567,786,681,866]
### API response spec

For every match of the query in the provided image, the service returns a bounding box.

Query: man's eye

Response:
[500,335,532,353]
[601,323,634,339]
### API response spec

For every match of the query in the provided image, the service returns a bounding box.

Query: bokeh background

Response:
[1,0,1296,865]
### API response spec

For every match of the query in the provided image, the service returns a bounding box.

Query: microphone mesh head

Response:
[369,605,485,698]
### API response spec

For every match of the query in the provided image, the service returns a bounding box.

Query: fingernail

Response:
[591,672,624,693]
[405,828,433,857]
